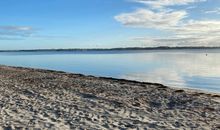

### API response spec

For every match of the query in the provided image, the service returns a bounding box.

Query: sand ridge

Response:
[0,65,219,130]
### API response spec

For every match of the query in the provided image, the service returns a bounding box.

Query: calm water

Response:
[0,49,220,92]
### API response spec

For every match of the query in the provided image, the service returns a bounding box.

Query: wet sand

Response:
[0,65,219,130]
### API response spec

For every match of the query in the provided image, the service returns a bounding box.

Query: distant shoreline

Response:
[1,46,220,52]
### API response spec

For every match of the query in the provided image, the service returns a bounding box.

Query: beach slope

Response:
[0,65,219,129]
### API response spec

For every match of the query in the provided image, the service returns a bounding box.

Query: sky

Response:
[0,0,220,50]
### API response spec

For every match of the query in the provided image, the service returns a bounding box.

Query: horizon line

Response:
[1,46,220,52]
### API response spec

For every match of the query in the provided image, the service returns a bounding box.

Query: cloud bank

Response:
[115,0,220,47]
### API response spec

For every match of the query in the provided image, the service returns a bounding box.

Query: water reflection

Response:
[0,50,219,92]
[121,52,220,92]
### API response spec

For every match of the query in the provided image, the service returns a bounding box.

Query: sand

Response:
[0,65,219,130]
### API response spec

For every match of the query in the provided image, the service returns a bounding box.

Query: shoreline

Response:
[0,65,219,129]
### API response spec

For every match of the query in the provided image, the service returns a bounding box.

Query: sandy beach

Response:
[0,65,219,130]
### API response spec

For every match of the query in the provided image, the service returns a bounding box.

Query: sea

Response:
[0,49,219,93]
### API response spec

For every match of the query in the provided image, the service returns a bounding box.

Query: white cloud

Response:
[0,26,35,40]
[167,20,220,46]
[115,9,187,29]
[134,0,206,9]
[0,26,71,40]
[205,8,220,14]
[115,0,220,47]
[130,19,220,47]
[186,6,197,10]
[174,20,220,33]
[0,26,33,31]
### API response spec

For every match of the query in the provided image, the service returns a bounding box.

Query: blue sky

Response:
[0,0,220,50]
